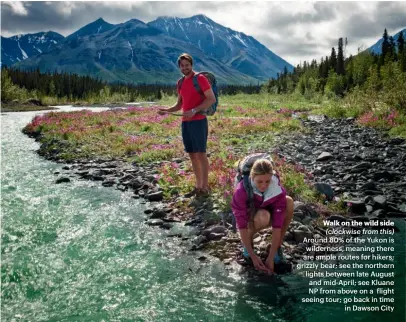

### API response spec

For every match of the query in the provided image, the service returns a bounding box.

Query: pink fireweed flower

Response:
[151,144,172,150]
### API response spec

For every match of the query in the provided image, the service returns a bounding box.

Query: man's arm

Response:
[193,88,216,113]
[163,95,182,112]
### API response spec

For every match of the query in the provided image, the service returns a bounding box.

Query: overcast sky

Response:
[1,1,405,65]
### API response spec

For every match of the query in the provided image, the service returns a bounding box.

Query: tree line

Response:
[267,29,406,105]
[1,66,261,103]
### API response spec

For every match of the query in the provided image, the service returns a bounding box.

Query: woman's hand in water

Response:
[265,257,275,275]
[252,254,271,273]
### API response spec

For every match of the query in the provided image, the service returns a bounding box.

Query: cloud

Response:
[5,1,28,16]
[341,2,406,42]
[1,1,405,65]
[259,1,337,29]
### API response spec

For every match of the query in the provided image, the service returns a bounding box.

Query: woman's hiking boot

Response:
[241,246,253,264]
[274,247,287,264]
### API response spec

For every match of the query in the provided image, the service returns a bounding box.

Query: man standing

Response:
[158,53,216,197]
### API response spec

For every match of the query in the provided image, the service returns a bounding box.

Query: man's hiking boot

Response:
[184,187,199,198]
[184,188,211,198]
[196,188,210,198]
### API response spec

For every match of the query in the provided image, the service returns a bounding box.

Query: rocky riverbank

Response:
[1,99,57,112]
[24,114,405,275]
[276,115,406,218]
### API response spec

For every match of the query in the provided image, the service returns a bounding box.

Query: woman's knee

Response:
[253,209,271,229]
[286,196,294,214]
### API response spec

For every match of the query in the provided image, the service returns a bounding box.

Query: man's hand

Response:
[252,254,271,273]
[182,109,196,119]
[157,107,168,115]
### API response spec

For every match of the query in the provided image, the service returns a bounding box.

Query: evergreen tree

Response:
[398,31,405,53]
[323,56,330,78]
[398,31,406,72]
[389,36,397,60]
[318,57,324,78]
[330,47,337,73]
[337,38,345,75]
[381,28,390,64]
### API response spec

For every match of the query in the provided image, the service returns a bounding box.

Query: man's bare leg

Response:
[196,152,209,190]
[189,153,202,189]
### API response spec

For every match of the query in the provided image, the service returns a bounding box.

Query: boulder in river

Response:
[55,177,70,184]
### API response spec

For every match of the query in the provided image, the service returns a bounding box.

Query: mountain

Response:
[5,15,294,84]
[13,18,258,84]
[368,28,406,54]
[66,17,115,41]
[148,14,293,80]
[1,31,64,66]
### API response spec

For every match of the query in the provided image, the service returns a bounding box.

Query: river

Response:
[1,107,404,321]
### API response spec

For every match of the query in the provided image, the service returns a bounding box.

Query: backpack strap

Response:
[192,73,205,99]
[242,175,256,222]
[231,215,237,233]
[177,76,185,93]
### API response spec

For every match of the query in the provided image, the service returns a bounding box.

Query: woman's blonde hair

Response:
[250,159,273,178]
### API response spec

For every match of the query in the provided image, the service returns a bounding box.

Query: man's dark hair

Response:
[177,53,193,67]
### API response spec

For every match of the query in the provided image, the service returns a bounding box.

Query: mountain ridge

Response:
[3,14,292,84]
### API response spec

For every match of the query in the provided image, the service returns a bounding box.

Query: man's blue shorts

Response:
[181,118,208,153]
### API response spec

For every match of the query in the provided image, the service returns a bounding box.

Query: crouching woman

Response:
[231,158,294,274]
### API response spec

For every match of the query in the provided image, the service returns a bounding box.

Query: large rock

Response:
[314,182,334,200]
[316,152,333,161]
[56,177,70,184]
[360,181,377,191]
[145,219,164,226]
[344,200,367,214]
[292,229,313,243]
[328,215,349,223]
[150,209,167,219]
[373,195,387,208]
[294,203,319,218]
[202,225,227,237]
[208,232,226,241]
[349,162,372,173]
[161,222,173,230]
[102,180,115,187]
[146,191,163,202]
[127,178,144,189]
